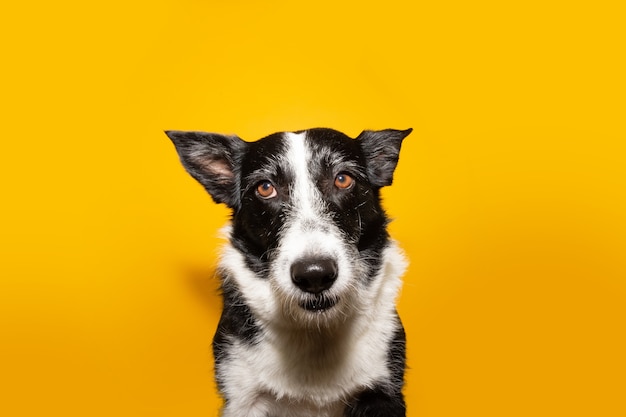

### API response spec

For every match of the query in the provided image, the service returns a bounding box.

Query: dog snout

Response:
[290,258,338,294]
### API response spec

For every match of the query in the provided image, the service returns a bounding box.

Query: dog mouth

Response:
[300,294,338,312]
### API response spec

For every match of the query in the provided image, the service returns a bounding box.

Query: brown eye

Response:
[256,181,277,199]
[334,173,354,189]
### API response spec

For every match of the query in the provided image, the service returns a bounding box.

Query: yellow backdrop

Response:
[1,1,625,416]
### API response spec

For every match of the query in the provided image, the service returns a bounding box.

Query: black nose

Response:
[290,258,338,294]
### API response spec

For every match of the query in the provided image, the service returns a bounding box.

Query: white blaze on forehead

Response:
[283,131,323,220]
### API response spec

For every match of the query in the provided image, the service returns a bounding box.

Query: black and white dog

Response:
[166,127,412,417]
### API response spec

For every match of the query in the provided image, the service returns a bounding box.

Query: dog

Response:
[166,127,412,417]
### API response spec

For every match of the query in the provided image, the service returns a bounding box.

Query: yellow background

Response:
[1,1,625,416]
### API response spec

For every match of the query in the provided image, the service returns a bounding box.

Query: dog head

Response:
[167,128,411,329]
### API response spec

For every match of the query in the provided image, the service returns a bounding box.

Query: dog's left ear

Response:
[357,128,413,187]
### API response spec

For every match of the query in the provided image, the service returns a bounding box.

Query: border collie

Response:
[166,127,412,417]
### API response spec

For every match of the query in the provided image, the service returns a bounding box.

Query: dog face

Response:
[167,128,411,329]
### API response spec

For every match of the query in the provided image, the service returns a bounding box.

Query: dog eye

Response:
[334,173,354,189]
[256,181,277,199]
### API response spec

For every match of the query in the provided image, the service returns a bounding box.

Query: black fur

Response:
[212,273,261,394]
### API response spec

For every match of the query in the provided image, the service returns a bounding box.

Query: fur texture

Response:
[166,127,412,417]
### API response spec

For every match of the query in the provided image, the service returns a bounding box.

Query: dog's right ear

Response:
[165,130,246,208]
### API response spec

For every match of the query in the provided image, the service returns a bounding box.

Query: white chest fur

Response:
[218,310,400,417]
